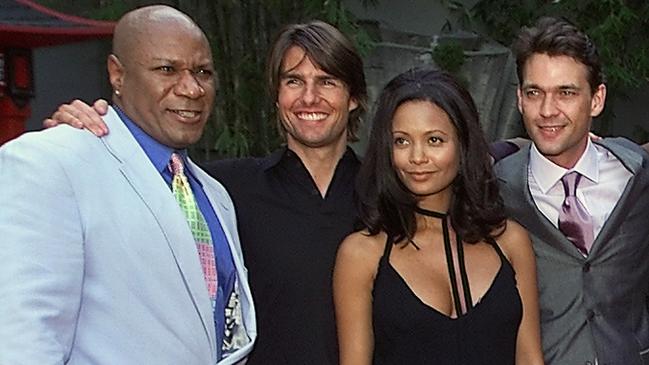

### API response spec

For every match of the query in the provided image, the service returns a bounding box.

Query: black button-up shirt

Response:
[203,146,360,365]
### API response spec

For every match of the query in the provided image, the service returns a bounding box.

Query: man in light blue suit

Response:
[0,5,255,364]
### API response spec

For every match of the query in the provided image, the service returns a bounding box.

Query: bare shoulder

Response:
[492,220,534,263]
[337,230,386,264]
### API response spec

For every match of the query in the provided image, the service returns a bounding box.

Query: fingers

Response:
[49,99,109,137]
[589,132,602,141]
[93,99,109,115]
[71,99,108,136]
[42,118,60,129]
[50,104,85,129]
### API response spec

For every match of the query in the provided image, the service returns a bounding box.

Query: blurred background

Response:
[5,0,649,160]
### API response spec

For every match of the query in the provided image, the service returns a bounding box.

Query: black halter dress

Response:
[371,209,522,364]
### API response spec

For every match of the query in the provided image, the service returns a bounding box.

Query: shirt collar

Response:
[114,105,187,175]
[529,138,599,193]
[261,145,360,171]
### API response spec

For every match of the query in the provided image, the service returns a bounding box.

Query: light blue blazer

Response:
[0,107,256,364]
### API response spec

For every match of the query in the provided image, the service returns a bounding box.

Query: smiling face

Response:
[391,100,460,210]
[518,53,606,168]
[276,46,358,154]
[109,18,216,149]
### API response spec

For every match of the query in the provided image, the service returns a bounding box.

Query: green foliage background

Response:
[473,0,649,91]
[37,0,376,161]
[37,0,649,153]
[470,0,649,138]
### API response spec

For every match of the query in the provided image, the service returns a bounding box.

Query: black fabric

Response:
[203,147,360,365]
[489,140,521,163]
[372,237,522,365]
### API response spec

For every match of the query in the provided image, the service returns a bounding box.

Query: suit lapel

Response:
[588,139,644,257]
[498,149,585,260]
[188,160,243,275]
[190,160,255,353]
[99,108,216,356]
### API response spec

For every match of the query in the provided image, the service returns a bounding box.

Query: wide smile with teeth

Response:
[171,109,200,118]
[541,126,562,132]
[297,112,328,121]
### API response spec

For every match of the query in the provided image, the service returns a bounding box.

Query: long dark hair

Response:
[357,68,505,244]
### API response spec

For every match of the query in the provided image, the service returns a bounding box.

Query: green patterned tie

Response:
[169,153,217,306]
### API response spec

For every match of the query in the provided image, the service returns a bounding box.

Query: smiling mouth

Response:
[296,112,328,121]
[539,125,564,133]
[170,109,200,119]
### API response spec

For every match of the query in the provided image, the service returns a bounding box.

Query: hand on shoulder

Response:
[43,99,110,137]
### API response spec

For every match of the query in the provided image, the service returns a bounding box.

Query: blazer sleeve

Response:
[0,136,85,364]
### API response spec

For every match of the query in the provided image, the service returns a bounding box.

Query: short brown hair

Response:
[267,20,367,141]
[513,17,605,92]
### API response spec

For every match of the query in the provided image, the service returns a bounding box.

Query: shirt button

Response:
[583,262,591,272]
[586,310,595,321]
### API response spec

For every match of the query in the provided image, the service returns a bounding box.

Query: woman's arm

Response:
[333,232,382,365]
[499,220,545,365]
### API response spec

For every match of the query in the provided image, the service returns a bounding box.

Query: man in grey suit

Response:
[494,17,649,365]
[0,5,255,364]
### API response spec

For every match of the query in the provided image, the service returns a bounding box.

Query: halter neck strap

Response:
[413,206,447,219]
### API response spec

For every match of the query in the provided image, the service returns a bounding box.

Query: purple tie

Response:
[558,172,594,255]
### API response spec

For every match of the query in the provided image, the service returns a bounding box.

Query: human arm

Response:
[0,137,84,364]
[333,232,383,365]
[498,220,544,365]
[43,98,110,136]
[489,138,530,163]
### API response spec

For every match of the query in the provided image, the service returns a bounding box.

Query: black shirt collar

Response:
[261,145,360,172]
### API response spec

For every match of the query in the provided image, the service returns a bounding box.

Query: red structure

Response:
[0,0,114,145]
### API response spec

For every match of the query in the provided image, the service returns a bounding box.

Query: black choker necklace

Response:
[413,206,447,219]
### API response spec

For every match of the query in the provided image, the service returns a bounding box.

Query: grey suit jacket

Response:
[0,107,256,364]
[495,138,649,365]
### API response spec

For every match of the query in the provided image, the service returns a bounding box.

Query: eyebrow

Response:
[392,129,449,135]
[522,83,580,91]
[151,57,213,67]
[280,71,337,80]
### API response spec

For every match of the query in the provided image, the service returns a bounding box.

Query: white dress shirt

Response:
[528,139,632,243]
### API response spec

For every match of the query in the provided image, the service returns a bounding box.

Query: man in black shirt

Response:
[204,22,367,364]
[46,20,368,365]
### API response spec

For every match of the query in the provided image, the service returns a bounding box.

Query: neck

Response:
[287,138,348,197]
[416,188,452,212]
[546,136,589,169]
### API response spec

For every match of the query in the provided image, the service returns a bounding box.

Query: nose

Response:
[539,94,559,118]
[301,82,320,105]
[409,143,428,165]
[174,70,205,99]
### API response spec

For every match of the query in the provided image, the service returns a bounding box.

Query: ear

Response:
[348,97,359,112]
[516,87,524,114]
[590,84,606,117]
[107,54,124,93]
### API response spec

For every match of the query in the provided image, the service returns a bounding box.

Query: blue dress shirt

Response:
[115,106,235,360]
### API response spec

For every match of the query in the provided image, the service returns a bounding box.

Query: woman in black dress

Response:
[333,69,544,364]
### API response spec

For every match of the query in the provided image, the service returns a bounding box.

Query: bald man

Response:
[0,5,255,364]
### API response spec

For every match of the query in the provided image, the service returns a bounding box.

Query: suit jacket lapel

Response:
[498,148,585,260]
[588,139,644,258]
[99,107,216,356]
[188,159,245,281]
